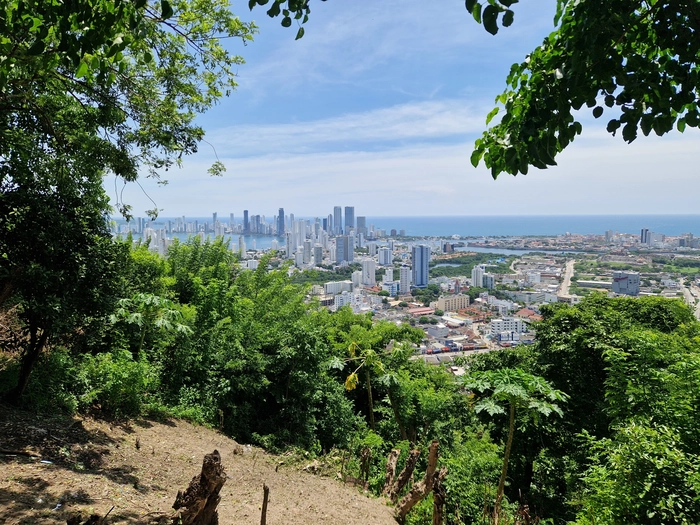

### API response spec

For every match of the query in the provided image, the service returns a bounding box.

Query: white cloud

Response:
[209,99,489,155]
[110,127,700,217]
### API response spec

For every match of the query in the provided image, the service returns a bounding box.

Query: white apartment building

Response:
[399,266,411,294]
[383,268,394,283]
[490,317,526,337]
[352,270,362,289]
[471,264,485,287]
[378,247,392,266]
[324,280,353,295]
[362,258,376,286]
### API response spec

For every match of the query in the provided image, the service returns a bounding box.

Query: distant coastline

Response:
[121,215,700,239]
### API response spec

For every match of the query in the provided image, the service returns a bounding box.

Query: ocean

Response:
[362,215,700,238]
[114,215,700,250]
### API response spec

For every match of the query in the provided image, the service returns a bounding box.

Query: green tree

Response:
[463,368,567,524]
[465,0,700,177]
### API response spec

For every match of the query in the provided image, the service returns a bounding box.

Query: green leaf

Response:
[485,107,500,125]
[483,5,499,35]
[267,2,280,17]
[75,60,89,79]
[470,148,482,168]
[281,16,292,27]
[295,26,305,40]
[606,119,621,134]
[160,0,173,19]
[248,0,256,10]
[465,0,477,12]
[622,122,637,142]
[502,9,514,27]
[27,39,45,55]
[471,2,482,24]
[592,106,603,118]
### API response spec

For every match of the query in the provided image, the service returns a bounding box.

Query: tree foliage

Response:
[468,0,700,177]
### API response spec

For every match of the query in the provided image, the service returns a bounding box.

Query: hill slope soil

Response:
[0,406,396,525]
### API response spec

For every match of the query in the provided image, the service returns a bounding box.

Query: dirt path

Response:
[0,407,396,525]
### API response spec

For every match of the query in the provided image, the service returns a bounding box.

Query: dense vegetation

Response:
[3,236,700,524]
[429,253,515,279]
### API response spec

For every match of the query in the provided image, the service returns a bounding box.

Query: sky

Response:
[106,0,700,219]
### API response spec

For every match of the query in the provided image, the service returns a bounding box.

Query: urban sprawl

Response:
[116,208,700,370]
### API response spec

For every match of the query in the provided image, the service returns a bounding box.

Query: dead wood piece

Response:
[389,449,420,503]
[260,483,270,525]
[395,440,439,520]
[381,449,401,496]
[432,467,448,525]
[359,446,372,482]
[172,449,227,525]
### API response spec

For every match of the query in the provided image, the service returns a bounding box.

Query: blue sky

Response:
[107,0,700,218]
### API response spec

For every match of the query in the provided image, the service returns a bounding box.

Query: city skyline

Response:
[103,1,700,218]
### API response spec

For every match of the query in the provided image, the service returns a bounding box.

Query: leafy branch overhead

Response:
[1,0,257,218]
[468,0,700,178]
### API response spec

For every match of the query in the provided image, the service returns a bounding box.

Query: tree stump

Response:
[381,449,401,497]
[171,450,227,525]
[395,440,439,520]
[432,467,448,525]
[389,449,421,503]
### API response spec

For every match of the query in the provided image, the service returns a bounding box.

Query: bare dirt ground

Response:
[0,406,396,525]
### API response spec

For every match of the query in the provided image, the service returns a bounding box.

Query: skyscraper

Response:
[336,235,354,264]
[243,210,249,234]
[344,206,355,232]
[278,208,285,235]
[412,244,430,288]
[641,228,650,244]
[333,206,342,235]
[356,216,367,236]
[471,264,485,288]
[399,266,411,295]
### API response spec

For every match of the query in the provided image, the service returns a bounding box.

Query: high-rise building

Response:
[327,214,333,233]
[471,264,485,288]
[361,258,376,286]
[314,244,323,266]
[334,206,342,235]
[640,228,650,244]
[336,235,354,264]
[344,206,355,232]
[238,236,246,258]
[399,266,411,294]
[278,208,285,235]
[303,239,312,264]
[412,244,430,288]
[229,213,234,230]
[383,268,394,283]
[378,247,392,266]
[356,216,367,236]
[243,210,249,234]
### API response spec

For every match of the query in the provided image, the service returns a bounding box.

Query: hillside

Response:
[0,406,396,525]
